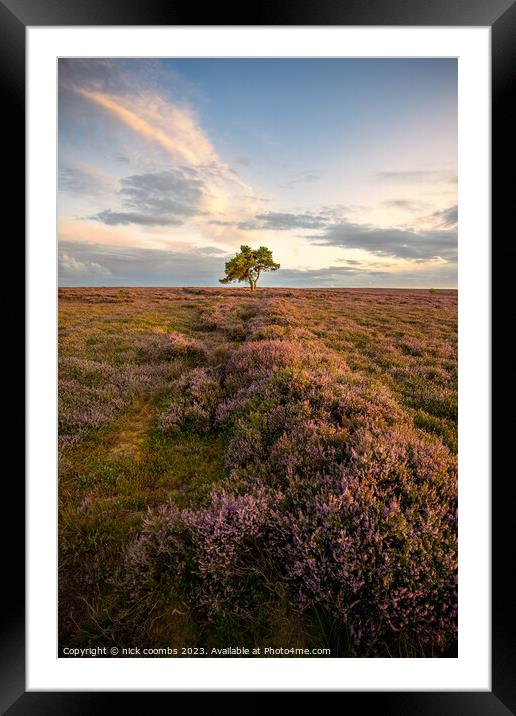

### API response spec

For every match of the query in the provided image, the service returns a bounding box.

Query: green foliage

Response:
[219,245,280,290]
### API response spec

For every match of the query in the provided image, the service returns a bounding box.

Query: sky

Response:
[58,58,457,288]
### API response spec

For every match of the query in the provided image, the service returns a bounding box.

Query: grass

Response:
[59,287,457,656]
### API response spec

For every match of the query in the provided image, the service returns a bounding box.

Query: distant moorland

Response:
[59,287,457,657]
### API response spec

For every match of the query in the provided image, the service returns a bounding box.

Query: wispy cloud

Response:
[76,88,215,168]
[382,199,430,213]
[234,156,252,167]
[375,169,457,184]
[59,165,117,197]
[239,211,329,231]
[91,210,184,227]
[286,171,320,186]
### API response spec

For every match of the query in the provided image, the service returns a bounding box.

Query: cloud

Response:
[58,241,456,288]
[287,171,320,185]
[374,170,459,212]
[205,205,457,270]
[77,88,211,167]
[59,58,205,111]
[375,169,457,184]
[263,263,457,288]
[72,80,250,201]
[59,166,116,197]
[208,219,237,227]
[310,220,457,262]
[91,210,184,227]
[318,205,353,220]
[90,168,205,226]
[59,251,112,278]
[234,156,252,167]
[377,170,439,181]
[196,246,228,255]
[239,212,329,231]
[432,204,458,228]
[58,241,230,286]
[61,60,218,169]
[58,59,457,283]
[383,199,429,212]
[61,58,262,236]
[60,59,145,97]
[121,170,204,214]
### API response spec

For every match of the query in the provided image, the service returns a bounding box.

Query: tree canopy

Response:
[219,245,280,290]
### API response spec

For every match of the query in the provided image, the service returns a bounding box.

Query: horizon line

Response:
[58,285,458,290]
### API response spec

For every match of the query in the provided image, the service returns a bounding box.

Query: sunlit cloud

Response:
[73,85,259,228]
[76,88,211,167]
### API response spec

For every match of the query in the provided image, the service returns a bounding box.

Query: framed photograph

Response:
[7,0,511,708]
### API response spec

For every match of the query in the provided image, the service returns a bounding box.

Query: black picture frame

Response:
[6,0,512,709]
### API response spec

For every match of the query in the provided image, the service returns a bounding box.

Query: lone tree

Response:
[219,245,280,291]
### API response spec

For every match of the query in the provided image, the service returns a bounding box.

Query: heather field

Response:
[59,287,458,657]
